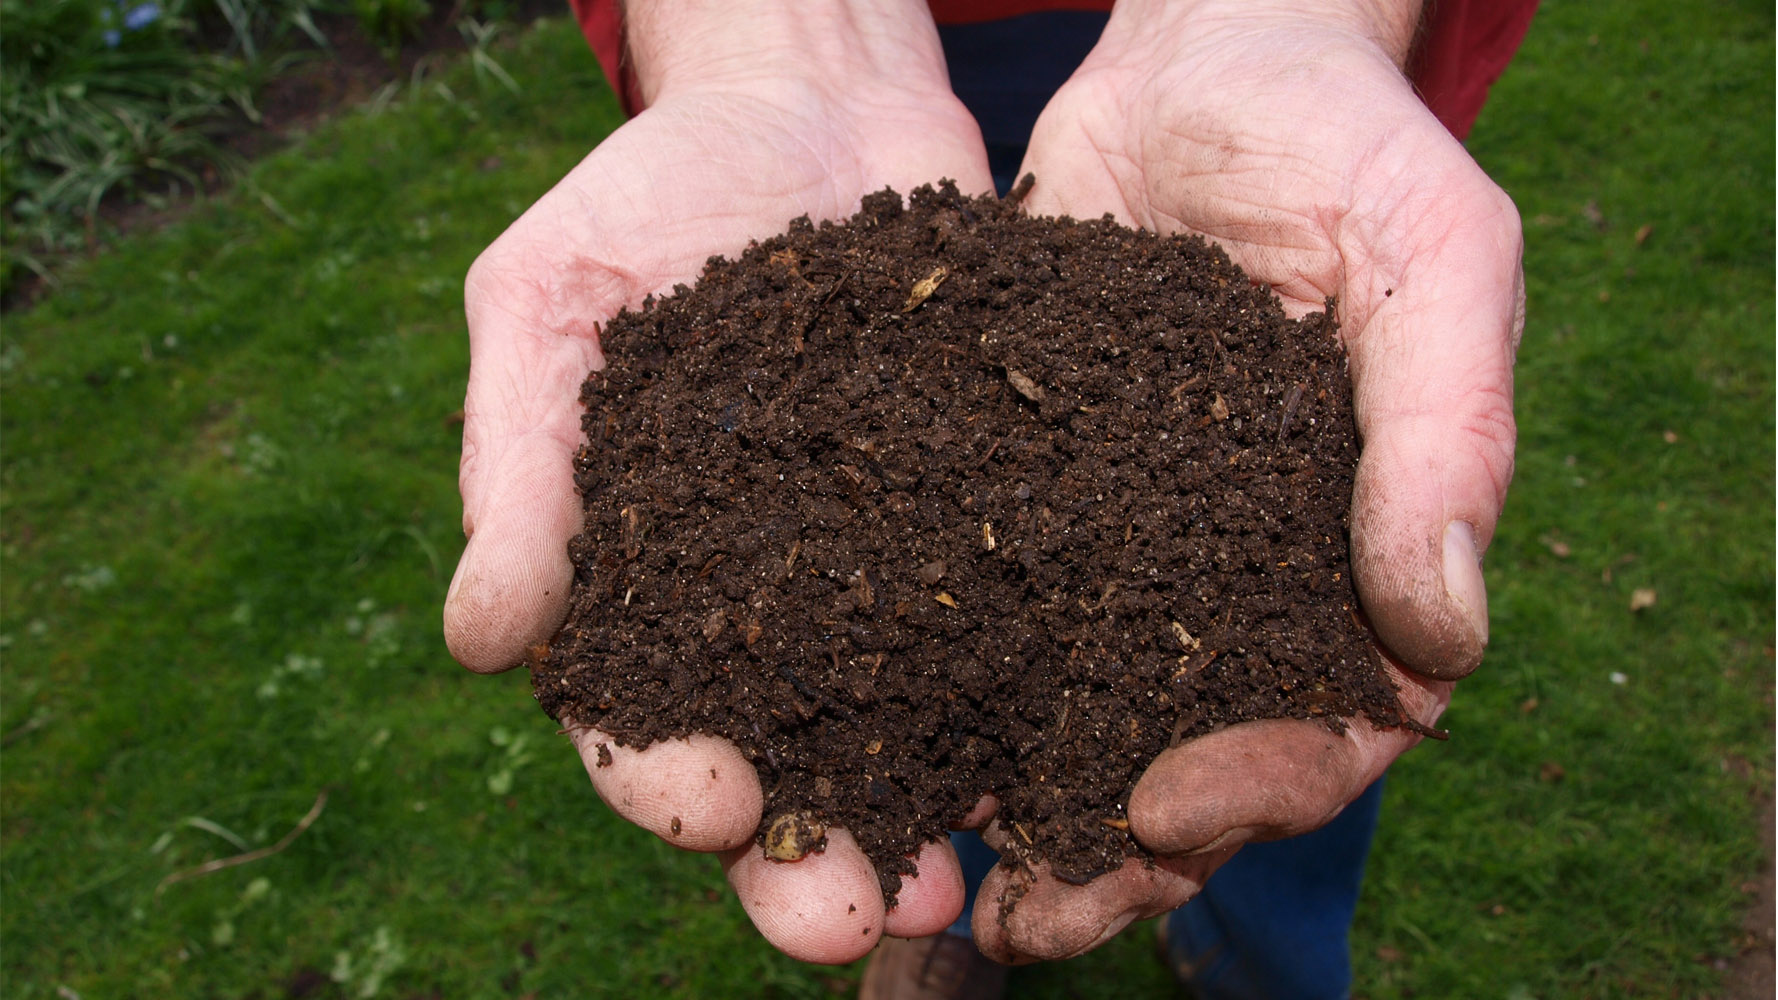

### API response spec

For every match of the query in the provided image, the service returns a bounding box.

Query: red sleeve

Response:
[569,0,644,116]
[1407,0,1540,139]
[568,0,1537,138]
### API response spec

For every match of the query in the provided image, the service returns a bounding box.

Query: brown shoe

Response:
[857,933,1008,1000]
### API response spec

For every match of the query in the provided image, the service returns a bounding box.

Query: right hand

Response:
[442,0,995,964]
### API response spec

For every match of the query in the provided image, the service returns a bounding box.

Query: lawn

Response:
[1,2,1771,998]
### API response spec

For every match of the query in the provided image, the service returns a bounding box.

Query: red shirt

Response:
[570,0,1537,140]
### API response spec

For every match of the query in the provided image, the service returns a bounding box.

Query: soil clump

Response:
[531,180,1409,903]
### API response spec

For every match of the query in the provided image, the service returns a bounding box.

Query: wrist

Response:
[624,0,954,106]
[1101,0,1424,70]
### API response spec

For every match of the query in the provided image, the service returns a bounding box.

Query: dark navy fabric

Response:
[1159,779,1385,999]
[936,11,1110,195]
[945,780,1384,999]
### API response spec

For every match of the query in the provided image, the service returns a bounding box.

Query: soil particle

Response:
[532,180,1409,903]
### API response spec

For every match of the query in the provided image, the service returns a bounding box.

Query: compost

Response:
[531,180,1407,903]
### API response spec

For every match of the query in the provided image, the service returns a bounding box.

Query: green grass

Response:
[0,0,519,297]
[1,2,1771,997]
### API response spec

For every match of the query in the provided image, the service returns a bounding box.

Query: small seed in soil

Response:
[763,811,828,862]
[901,266,948,313]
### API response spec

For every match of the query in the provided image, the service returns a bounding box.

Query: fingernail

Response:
[1442,521,1489,646]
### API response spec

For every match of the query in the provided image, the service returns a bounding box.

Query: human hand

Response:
[973,0,1522,962]
[442,0,994,963]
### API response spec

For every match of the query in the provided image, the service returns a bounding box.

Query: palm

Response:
[445,80,992,964]
[971,21,1523,963]
[450,84,989,670]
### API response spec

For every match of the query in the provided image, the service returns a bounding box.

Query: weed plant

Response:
[0,0,510,298]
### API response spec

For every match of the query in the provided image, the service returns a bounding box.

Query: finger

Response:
[970,850,1229,964]
[1343,141,1523,680]
[881,838,966,938]
[953,793,998,830]
[570,726,763,852]
[1129,663,1451,855]
[443,248,609,673]
[443,429,584,673]
[723,827,886,964]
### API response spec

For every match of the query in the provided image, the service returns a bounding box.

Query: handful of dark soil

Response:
[532,180,1408,903]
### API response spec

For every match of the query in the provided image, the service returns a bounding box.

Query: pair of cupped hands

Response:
[443,0,1521,967]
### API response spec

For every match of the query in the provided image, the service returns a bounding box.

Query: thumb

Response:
[444,429,584,673]
[1344,152,1523,680]
[443,254,607,674]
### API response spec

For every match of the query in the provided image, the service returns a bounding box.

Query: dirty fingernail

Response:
[1442,520,1488,646]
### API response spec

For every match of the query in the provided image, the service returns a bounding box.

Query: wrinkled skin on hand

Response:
[443,70,995,962]
[970,6,1522,964]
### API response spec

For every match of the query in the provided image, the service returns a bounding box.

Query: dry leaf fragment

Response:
[1629,587,1658,612]
[1539,761,1567,783]
[916,560,947,585]
[901,266,948,312]
[1005,369,1046,403]
[1634,223,1653,246]
[1209,393,1230,421]
[934,592,958,608]
[1539,533,1572,558]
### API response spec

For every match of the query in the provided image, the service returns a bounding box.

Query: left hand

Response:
[972,0,1522,962]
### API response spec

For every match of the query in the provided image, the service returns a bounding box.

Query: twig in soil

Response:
[1278,381,1307,442]
[1006,174,1036,207]
[972,436,1004,470]
[1397,717,1452,741]
[155,789,328,897]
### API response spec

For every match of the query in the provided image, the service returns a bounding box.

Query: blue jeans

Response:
[945,780,1385,1000]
